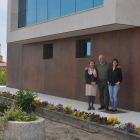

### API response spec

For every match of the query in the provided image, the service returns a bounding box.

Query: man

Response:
[85,55,111,111]
[94,55,111,111]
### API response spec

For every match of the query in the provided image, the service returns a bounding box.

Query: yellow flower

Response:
[137,126,140,135]
[64,105,72,111]
[80,114,87,119]
[47,105,55,110]
[7,94,13,98]
[0,92,3,96]
[32,100,40,106]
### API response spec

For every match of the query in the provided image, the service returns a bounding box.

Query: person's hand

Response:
[107,81,110,84]
[117,65,121,68]
[115,82,120,85]
[91,82,96,86]
[85,67,88,70]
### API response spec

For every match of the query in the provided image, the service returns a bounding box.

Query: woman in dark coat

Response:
[85,60,98,110]
[108,58,123,112]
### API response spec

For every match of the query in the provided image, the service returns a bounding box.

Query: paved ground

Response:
[1,86,140,127]
[45,119,118,140]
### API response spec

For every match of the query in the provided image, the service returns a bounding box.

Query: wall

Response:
[6,27,140,111]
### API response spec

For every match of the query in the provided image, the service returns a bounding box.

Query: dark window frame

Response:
[76,39,91,58]
[43,44,53,59]
[18,0,27,28]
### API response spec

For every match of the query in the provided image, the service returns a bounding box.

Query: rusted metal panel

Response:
[6,27,140,111]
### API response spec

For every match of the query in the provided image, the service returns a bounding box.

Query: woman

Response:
[108,58,123,112]
[85,60,98,110]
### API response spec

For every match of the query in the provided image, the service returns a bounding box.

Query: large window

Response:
[48,0,60,20]
[18,0,104,28]
[94,0,104,8]
[76,39,91,58]
[26,0,37,26]
[37,0,47,23]
[61,0,75,16]
[76,0,93,12]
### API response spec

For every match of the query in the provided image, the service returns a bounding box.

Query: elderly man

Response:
[94,55,111,111]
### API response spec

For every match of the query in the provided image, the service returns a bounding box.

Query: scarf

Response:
[88,67,97,78]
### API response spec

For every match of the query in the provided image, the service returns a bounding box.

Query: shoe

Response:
[98,106,104,110]
[105,107,109,111]
[91,106,95,110]
[110,108,114,111]
[87,107,91,110]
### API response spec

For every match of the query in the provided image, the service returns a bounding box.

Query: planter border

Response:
[0,96,140,140]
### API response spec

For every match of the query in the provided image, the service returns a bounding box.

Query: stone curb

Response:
[0,96,140,140]
[34,106,140,140]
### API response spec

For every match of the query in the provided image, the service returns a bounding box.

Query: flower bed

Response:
[1,90,140,140]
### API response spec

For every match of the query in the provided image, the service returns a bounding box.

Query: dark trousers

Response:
[98,81,109,108]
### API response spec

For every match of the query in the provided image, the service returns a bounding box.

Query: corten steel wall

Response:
[6,27,140,112]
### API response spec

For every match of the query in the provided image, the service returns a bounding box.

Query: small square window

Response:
[43,44,53,59]
[76,39,91,58]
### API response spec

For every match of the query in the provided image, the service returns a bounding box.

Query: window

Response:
[19,0,27,13]
[18,0,27,28]
[76,0,93,12]
[18,0,104,28]
[94,0,104,8]
[37,0,47,23]
[18,12,26,28]
[26,0,37,26]
[61,0,75,17]
[48,0,60,20]
[43,44,53,59]
[76,39,91,58]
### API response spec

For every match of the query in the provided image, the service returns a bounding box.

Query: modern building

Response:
[7,0,140,112]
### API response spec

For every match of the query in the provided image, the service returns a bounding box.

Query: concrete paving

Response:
[1,86,140,127]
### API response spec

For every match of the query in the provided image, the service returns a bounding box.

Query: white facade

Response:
[7,0,140,44]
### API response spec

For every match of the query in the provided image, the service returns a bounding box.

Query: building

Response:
[0,44,7,70]
[7,0,140,112]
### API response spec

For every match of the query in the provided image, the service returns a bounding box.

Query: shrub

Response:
[0,69,6,85]
[0,102,9,113]
[0,107,38,130]
[15,88,38,113]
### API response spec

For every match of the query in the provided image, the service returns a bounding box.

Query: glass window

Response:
[94,0,104,8]
[19,0,27,13]
[37,0,47,23]
[26,0,37,26]
[76,39,91,58]
[76,0,93,12]
[61,0,75,17]
[43,44,53,59]
[48,0,60,20]
[87,42,91,56]
[18,12,26,28]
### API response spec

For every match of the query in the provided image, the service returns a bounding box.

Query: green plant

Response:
[0,69,6,85]
[0,102,9,113]
[15,88,38,113]
[0,107,38,130]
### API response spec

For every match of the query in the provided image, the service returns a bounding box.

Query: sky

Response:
[0,0,7,62]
